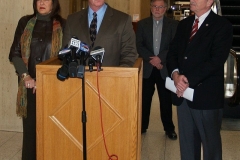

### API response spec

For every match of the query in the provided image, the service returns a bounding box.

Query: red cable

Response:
[96,64,118,160]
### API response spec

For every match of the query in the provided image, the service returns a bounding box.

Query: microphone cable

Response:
[96,63,118,160]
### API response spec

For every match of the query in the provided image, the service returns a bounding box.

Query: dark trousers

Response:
[177,100,223,160]
[142,67,175,132]
[22,89,36,160]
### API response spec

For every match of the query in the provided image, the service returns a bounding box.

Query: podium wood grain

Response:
[36,57,142,160]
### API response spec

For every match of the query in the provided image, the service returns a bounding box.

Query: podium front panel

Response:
[36,58,142,160]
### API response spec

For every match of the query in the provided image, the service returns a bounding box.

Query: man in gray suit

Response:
[62,0,137,67]
[136,0,178,139]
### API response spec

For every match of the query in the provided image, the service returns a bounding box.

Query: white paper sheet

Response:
[165,77,194,101]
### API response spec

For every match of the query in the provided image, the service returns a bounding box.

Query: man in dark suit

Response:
[136,0,178,140]
[62,0,137,67]
[167,0,232,159]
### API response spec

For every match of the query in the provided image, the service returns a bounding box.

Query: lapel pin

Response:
[206,24,209,26]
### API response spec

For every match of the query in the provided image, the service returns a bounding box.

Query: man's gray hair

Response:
[151,0,168,7]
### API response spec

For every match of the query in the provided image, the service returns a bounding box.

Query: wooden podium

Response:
[36,57,142,160]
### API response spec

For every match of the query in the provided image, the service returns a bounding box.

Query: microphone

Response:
[56,37,91,79]
[57,37,80,79]
[80,42,90,53]
[68,37,81,52]
[56,55,71,81]
[56,64,69,81]
[67,36,83,77]
[68,37,90,55]
[68,37,81,61]
[90,46,105,71]
[58,48,71,55]
[78,42,90,65]
[90,46,105,64]
[68,36,90,65]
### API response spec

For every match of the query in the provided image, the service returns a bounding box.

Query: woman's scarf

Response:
[16,16,63,118]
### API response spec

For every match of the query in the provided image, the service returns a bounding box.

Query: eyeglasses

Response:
[37,0,51,3]
[151,5,166,10]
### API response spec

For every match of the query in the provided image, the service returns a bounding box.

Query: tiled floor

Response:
[0,131,22,160]
[140,92,240,160]
[1,91,240,160]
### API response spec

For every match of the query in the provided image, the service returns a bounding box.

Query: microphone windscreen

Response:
[57,64,69,81]
[68,61,78,77]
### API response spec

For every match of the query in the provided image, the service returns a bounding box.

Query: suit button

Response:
[184,57,187,59]
[36,57,41,61]
[39,38,43,42]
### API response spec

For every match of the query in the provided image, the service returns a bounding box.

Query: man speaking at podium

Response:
[62,0,137,67]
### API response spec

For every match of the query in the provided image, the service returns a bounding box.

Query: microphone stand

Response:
[79,53,87,160]
[78,53,103,160]
[81,72,87,160]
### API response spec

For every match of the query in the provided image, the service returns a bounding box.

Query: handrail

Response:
[214,0,222,16]
[215,0,240,106]
[226,49,240,106]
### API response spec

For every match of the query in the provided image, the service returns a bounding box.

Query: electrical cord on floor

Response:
[96,64,118,160]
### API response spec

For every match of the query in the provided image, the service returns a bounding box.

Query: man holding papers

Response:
[166,0,232,159]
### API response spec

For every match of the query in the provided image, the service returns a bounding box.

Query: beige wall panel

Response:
[60,0,149,22]
[59,0,70,19]
[106,0,150,21]
[105,0,130,14]
[129,0,140,20]
[140,0,151,20]
[0,0,33,132]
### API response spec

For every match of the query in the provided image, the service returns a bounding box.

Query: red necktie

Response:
[189,18,199,41]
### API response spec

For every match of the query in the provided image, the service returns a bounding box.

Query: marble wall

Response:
[0,0,33,132]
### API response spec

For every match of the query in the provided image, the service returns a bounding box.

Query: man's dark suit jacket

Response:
[62,4,137,67]
[167,11,233,110]
[136,16,178,79]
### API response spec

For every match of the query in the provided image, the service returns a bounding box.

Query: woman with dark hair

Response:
[9,0,65,159]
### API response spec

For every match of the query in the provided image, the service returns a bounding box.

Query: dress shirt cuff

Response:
[171,69,179,78]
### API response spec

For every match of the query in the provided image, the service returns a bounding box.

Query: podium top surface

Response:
[36,57,142,71]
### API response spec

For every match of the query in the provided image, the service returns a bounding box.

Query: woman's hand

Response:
[24,76,36,94]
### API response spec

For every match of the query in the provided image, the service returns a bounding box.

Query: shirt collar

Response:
[153,16,163,26]
[195,9,211,22]
[88,3,107,19]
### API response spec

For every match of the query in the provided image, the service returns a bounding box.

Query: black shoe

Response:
[165,131,177,140]
[141,129,147,134]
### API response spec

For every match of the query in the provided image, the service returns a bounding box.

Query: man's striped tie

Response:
[189,18,199,41]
